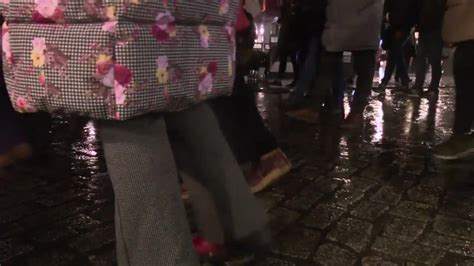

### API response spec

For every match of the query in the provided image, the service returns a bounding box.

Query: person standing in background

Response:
[376,0,420,94]
[409,0,446,98]
[433,0,474,160]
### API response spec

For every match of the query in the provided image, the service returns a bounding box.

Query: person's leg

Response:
[351,50,377,114]
[342,50,376,129]
[99,116,198,266]
[414,33,428,91]
[433,41,474,160]
[380,31,409,88]
[166,104,270,245]
[426,30,443,92]
[278,48,289,79]
[313,51,343,111]
[290,50,299,84]
[288,36,321,107]
[452,42,474,135]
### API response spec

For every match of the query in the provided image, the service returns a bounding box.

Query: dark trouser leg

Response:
[278,48,289,79]
[291,50,299,82]
[426,30,443,91]
[453,41,474,135]
[382,31,409,85]
[291,36,321,105]
[166,104,269,244]
[351,50,377,114]
[99,116,198,266]
[414,33,429,89]
[313,51,343,111]
[211,75,278,163]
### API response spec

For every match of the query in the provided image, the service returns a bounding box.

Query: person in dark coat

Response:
[376,0,420,93]
[276,0,301,85]
[409,0,446,97]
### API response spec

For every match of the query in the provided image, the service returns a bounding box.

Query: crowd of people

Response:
[0,0,473,265]
[275,0,473,160]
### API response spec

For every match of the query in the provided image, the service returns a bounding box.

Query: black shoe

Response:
[374,83,387,94]
[421,90,439,99]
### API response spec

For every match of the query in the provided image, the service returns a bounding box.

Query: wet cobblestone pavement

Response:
[1,82,473,265]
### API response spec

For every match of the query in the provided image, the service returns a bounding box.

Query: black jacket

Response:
[417,0,446,32]
[300,0,327,37]
[384,0,420,32]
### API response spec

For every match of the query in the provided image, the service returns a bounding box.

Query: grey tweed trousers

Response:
[99,115,199,266]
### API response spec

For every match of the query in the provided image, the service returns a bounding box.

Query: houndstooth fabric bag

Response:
[1,0,238,120]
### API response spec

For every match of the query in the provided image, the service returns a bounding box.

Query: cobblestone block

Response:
[343,177,380,193]
[327,189,365,210]
[284,186,324,211]
[0,204,35,225]
[389,201,435,222]
[313,243,357,266]
[327,217,373,253]
[439,253,474,266]
[370,186,403,206]
[312,176,344,194]
[88,248,116,266]
[407,185,443,206]
[434,216,474,241]
[351,201,389,222]
[255,257,296,266]
[0,238,34,263]
[382,217,427,242]
[33,214,101,245]
[0,223,23,239]
[257,192,285,212]
[69,224,115,254]
[18,201,89,229]
[24,249,81,266]
[440,192,474,221]
[269,207,300,232]
[361,256,399,266]
[272,228,322,259]
[371,237,444,264]
[420,232,474,258]
[302,204,346,230]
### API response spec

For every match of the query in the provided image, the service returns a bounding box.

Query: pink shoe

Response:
[192,236,226,261]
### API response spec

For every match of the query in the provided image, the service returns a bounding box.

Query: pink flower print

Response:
[35,0,59,18]
[198,25,210,48]
[199,73,213,94]
[113,112,121,120]
[224,23,234,43]
[115,82,126,105]
[151,12,177,42]
[32,37,46,53]
[219,0,229,15]
[102,21,117,33]
[96,54,114,76]
[102,68,114,87]
[151,26,170,42]
[2,25,13,63]
[15,97,29,111]
[207,61,218,76]
[38,71,46,86]
[114,64,132,86]
[157,56,168,69]
[155,11,175,25]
